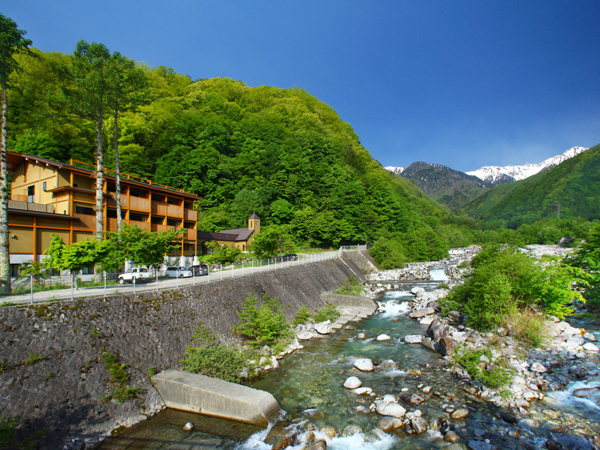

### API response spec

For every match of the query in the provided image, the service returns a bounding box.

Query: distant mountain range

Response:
[384,146,590,211]
[466,146,589,184]
[460,142,600,226]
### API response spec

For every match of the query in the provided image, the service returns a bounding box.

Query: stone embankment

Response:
[0,253,371,450]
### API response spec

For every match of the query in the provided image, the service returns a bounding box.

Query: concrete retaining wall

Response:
[0,257,367,449]
[321,292,379,308]
[341,250,378,273]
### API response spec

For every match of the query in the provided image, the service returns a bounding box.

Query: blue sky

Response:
[4,1,600,171]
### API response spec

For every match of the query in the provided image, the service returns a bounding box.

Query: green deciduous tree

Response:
[0,14,32,290]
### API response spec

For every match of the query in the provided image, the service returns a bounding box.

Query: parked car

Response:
[192,264,209,276]
[165,266,192,278]
[282,254,298,262]
[118,266,152,284]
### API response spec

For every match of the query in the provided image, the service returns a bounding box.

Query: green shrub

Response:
[234,293,292,347]
[313,305,341,323]
[436,282,449,289]
[333,276,365,296]
[454,347,512,388]
[181,345,247,383]
[101,351,143,402]
[442,246,585,329]
[292,305,312,325]
[502,308,548,347]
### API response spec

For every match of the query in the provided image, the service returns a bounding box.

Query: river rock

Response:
[531,362,547,373]
[376,402,406,418]
[426,300,441,312]
[411,287,425,296]
[354,359,374,371]
[583,332,597,342]
[420,316,434,325]
[405,335,423,344]
[421,336,437,352]
[467,441,495,450]
[344,376,362,389]
[379,360,399,370]
[410,307,435,318]
[545,439,562,450]
[432,325,450,342]
[572,387,599,398]
[557,435,593,450]
[315,321,333,335]
[183,422,194,431]
[378,417,403,433]
[321,426,337,439]
[438,337,457,356]
[342,425,363,437]
[451,408,469,419]
[377,334,392,341]
[411,417,428,434]
[445,431,460,442]
[353,387,373,395]
[583,342,599,351]
[306,440,327,450]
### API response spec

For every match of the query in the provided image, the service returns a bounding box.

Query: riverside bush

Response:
[313,304,341,323]
[454,347,512,389]
[181,346,247,383]
[182,322,248,382]
[441,246,585,329]
[567,223,600,314]
[292,305,312,325]
[235,293,292,347]
[333,276,365,296]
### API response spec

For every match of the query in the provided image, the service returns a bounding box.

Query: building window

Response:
[75,205,95,215]
[27,185,35,203]
[130,213,147,222]
[81,266,94,275]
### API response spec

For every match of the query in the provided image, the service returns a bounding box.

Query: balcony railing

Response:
[9,200,55,214]
[151,201,167,215]
[107,193,129,209]
[129,196,150,212]
[184,209,197,221]
[167,204,182,217]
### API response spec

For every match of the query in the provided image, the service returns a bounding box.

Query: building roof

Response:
[197,227,254,242]
[249,213,260,219]
[7,151,202,200]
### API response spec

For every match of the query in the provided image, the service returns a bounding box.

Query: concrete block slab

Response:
[152,369,281,427]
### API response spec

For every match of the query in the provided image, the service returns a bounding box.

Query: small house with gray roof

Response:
[197,214,260,254]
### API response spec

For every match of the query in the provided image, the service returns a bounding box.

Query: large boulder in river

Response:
[315,321,333,335]
[426,301,441,312]
[343,376,362,389]
[405,335,423,344]
[376,402,406,418]
[410,307,435,318]
[438,337,457,356]
[354,359,374,371]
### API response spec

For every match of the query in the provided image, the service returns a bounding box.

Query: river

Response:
[99,282,600,450]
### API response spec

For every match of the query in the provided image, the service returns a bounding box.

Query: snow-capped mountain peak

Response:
[466,146,588,184]
[385,166,405,175]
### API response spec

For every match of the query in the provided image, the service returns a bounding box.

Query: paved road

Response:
[3,252,339,305]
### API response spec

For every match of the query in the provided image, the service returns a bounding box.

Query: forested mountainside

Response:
[7,49,449,247]
[394,161,493,210]
[460,142,600,228]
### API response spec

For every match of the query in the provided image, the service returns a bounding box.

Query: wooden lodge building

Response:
[6,152,201,276]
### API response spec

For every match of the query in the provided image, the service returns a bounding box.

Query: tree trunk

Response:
[114,107,122,233]
[0,83,11,292]
[95,112,104,239]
